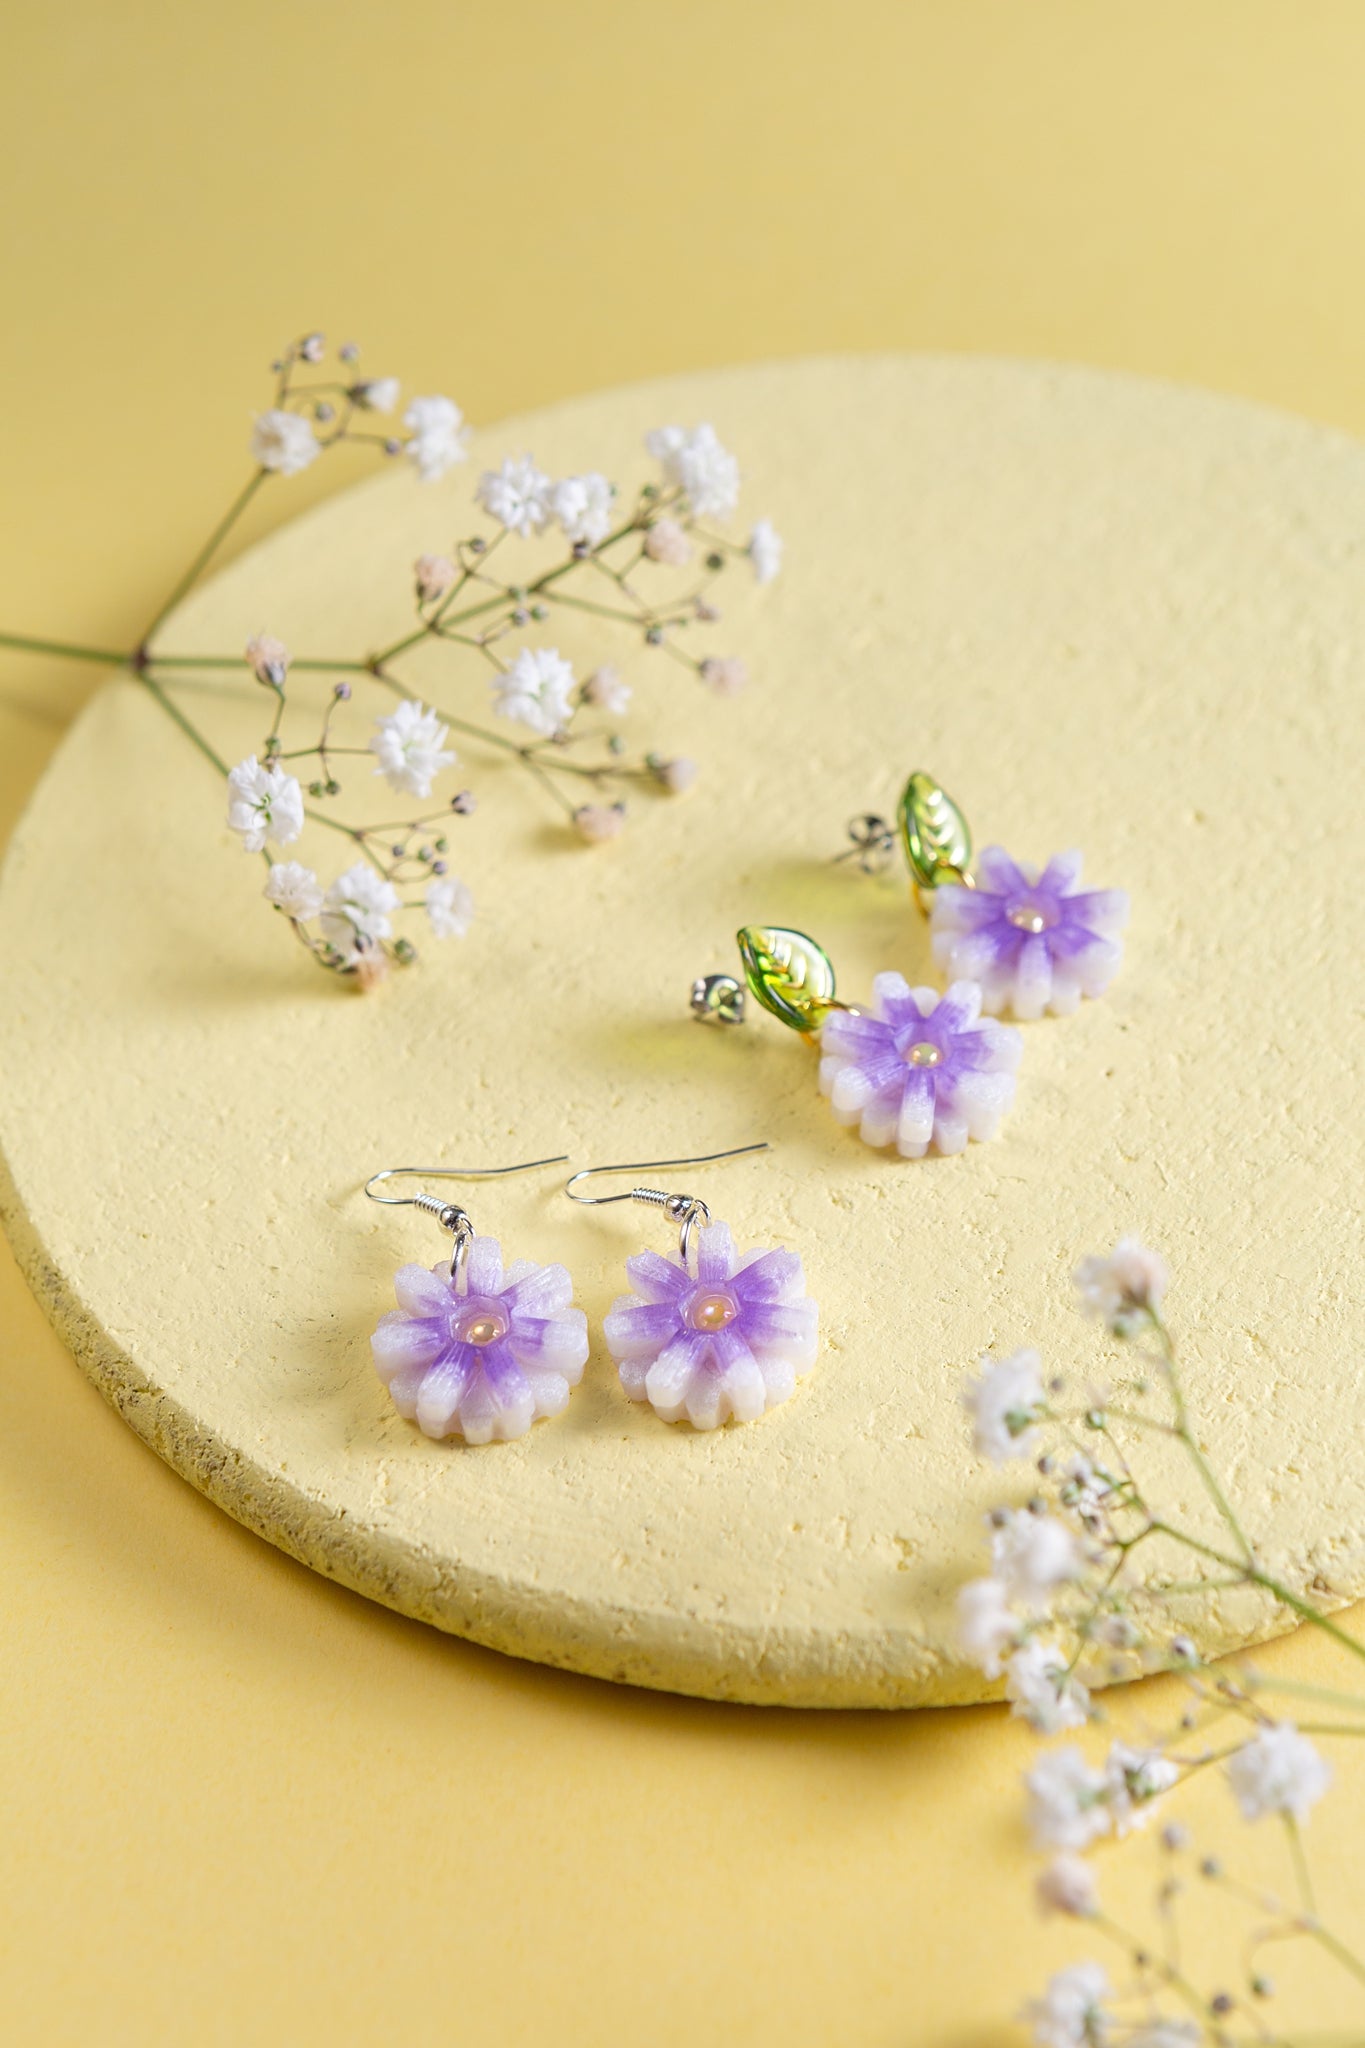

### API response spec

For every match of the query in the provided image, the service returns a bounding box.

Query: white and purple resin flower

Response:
[819,976,1022,1157]
[603,1220,818,1429]
[371,1235,588,1443]
[930,847,1129,1020]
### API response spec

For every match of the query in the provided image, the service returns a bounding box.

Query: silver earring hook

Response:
[365,1155,568,1281]
[564,1142,769,1264]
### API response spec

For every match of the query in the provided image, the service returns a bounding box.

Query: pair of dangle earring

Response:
[364,1145,818,1443]
[693,773,1128,1160]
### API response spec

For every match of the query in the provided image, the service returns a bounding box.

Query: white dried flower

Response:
[1074,1238,1169,1335]
[1035,1855,1099,1920]
[245,633,290,689]
[580,664,631,716]
[643,517,692,566]
[962,1347,1046,1463]
[572,802,626,845]
[1226,1722,1332,1824]
[646,422,740,518]
[350,943,390,992]
[991,1509,1082,1613]
[403,395,468,481]
[492,647,576,736]
[477,453,552,536]
[1021,1962,1111,2048]
[551,472,614,546]
[298,331,325,364]
[251,409,320,476]
[352,376,399,413]
[1104,1742,1179,1835]
[263,861,323,921]
[369,700,456,798]
[749,517,783,583]
[424,874,474,940]
[1005,1638,1090,1734]
[227,756,304,852]
[1060,1454,1113,1521]
[699,655,748,696]
[320,863,400,959]
[1026,1748,1112,1852]
[956,1575,1020,1678]
[414,553,458,605]
[659,756,697,795]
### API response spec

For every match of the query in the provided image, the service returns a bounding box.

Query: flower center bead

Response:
[453,1304,508,1347]
[1007,900,1057,934]
[687,1290,739,1332]
[905,1041,943,1067]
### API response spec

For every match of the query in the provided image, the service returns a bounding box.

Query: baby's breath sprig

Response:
[0,332,781,988]
[958,1245,1365,2044]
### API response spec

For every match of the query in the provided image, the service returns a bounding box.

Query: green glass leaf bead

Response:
[736,926,839,1034]
[897,771,973,890]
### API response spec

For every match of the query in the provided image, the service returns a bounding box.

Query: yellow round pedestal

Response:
[2,357,1362,1706]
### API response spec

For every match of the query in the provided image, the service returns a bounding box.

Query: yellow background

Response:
[5,4,1365,2041]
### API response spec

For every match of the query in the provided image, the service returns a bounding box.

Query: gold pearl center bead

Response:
[455,1306,508,1347]
[1007,903,1053,934]
[906,1041,943,1067]
[689,1290,739,1332]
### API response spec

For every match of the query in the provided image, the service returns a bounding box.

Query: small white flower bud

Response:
[245,633,291,689]
[643,517,692,566]
[414,553,458,604]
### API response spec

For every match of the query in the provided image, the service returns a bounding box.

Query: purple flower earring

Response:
[567,1143,819,1430]
[365,1156,588,1443]
[893,772,1129,1020]
[698,927,1023,1159]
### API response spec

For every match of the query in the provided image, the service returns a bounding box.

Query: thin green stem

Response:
[1307,1918,1365,1991]
[136,673,231,775]
[1148,1521,1365,1665]
[1284,1814,1317,1916]
[146,653,373,675]
[142,469,269,648]
[1143,1311,1257,1564]
[0,630,132,667]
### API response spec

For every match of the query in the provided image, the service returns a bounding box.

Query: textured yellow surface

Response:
[6,353,1365,1713]
[6,4,1365,2042]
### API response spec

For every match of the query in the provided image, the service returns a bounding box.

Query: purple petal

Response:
[741,1297,820,1369]
[392,1262,453,1318]
[371,1309,446,1383]
[1038,849,1084,895]
[622,1247,691,1304]
[1012,933,1054,1018]
[976,845,1030,895]
[461,1234,505,1298]
[870,972,921,1026]
[502,1259,574,1318]
[709,1329,767,1424]
[934,981,984,1033]
[643,1331,709,1422]
[1063,887,1129,937]
[695,1221,737,1287]
[411,1354,472,1437]
[449,1354,535,1444]
[604,1296,683,1363]
[897,1067,936,1154]
[508,1308,588,1380]
[731,1245,806,1304]
[820,1007,894,1061]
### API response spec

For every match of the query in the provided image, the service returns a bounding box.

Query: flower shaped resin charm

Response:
[819,976,1022,1157]
[930,848,1129,1020]
[371,1234,588,1442]
[603,1220,818,1429]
